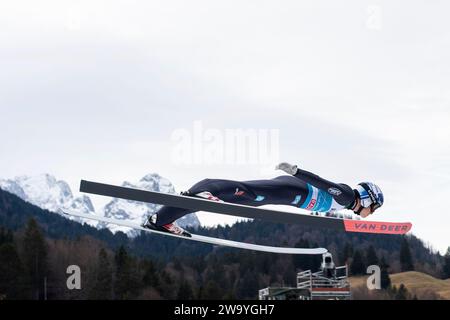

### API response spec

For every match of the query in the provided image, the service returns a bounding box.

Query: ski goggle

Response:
[371,202,382,212]
[357,183,383,214]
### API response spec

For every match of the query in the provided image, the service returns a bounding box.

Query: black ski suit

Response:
[155,168,357,226]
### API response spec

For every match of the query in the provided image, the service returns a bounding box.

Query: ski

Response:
[63,210,328,255]
[80,180,412,235]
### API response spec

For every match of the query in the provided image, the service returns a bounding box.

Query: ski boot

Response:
[192,191,224,202]
[143,214,192,238]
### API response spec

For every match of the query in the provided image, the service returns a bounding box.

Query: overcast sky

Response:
[1,1,449,253]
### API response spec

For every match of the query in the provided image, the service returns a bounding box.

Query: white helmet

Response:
[355,182,384,212]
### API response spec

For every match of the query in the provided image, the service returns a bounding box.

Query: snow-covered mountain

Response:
[102,173,200,234]
[0,173,200,235]
[0,174,97,226]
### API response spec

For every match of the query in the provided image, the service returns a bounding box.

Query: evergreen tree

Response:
[366,245,379,266]
[222,290,236,300]
[172,257,183,272]
[142,260,159,287]
[0,227,14,245]
[89,248,113,300]
[293,239,314,271]
[205,256,227,289]
[237,270,259,299]
[400,237,414,272]
[390,285,397,298]
[0,243,24,299]
[394,284,409,300]
[6,230,14,243]
[114,246,139,299]
[157,270,177,299]
[177,279,195,300]
[350,250,366,275]
[199,280,223,299]
[442,247,450,279]
[380,256,391,290]
[22,218,48,300]
[0,227,5,245]
[339,242,353,265]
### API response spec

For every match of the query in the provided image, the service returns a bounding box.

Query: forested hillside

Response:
[1,188,448,300]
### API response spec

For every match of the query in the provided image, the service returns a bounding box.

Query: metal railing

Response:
[297,266,349,286]
[259,265,351,300]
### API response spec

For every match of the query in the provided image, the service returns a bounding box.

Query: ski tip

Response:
[403,222,413,234]
[343,220,412,235]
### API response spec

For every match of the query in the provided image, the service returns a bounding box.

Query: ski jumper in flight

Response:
[143,162,384,237]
